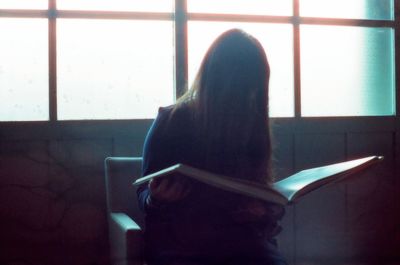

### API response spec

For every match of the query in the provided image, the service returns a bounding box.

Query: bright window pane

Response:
[57,19,174,120]
[0,18,48,121]
[188,22,294,117]
[57,0,173,12]
[301,26,395,117]
[188,0,292,16]
[300,0,393,20]
[0,0,47,9]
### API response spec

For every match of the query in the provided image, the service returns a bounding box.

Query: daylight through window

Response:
[0,0,396,121]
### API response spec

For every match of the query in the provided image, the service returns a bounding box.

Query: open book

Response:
[133,156,383,205]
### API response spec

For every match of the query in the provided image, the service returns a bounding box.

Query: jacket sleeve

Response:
[136,107,173,213]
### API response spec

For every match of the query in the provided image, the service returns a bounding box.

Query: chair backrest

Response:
[105,157,145,228]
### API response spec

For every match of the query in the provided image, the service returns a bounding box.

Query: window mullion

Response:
[299,17,394,27]
[293,0,301,118]
[48,0,57,121]
[174,0,188,100]
[56,10,172,20]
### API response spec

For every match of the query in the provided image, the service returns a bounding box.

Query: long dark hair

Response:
[174,29,272,184]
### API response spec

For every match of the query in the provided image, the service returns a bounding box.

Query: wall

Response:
[0,117,399,265]
[0,121,150,265]
[274,118,400,265]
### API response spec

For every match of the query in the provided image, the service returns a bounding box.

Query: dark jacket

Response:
[137,105,287,265]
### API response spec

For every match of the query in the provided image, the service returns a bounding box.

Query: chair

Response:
[105,157,145,265]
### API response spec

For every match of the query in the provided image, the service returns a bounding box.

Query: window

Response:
[57,19,173,120]
[0,18,49,121]
[0,0,396,121]
[298,0,395,116]
[301,26,394,116]
[0,0,174,121]
[188,22,294,117]
[187,0,395,117]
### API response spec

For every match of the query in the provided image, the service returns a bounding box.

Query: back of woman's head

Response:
[194,29,270,119]
[176,29,272,183]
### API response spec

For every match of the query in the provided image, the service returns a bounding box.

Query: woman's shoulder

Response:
[157,104,174,118]
[152,105,175,127]
[150,104,195,140]
[158,103,194,124]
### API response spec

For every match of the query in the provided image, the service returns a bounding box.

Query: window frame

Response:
[0,0,398,123]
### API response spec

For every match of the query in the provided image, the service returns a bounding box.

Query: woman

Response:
[137,29,287,265]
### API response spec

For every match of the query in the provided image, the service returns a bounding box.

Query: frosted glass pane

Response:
[300,0,393,20]
[0,18,48,121]
[0,0,47,9]
[188,22,294,117]
[301,26,395,117]
[188,0,292,16]
[57,19,174,120]
[57,0,173,12]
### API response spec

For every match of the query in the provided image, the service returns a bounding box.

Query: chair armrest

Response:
[109,212,144,265]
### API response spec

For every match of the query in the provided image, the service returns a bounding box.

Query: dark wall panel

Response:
[294,133,346,169]
[293,133,347,263]
[0,121,399,265]
[346,132,398,262]
[0,138,113,265]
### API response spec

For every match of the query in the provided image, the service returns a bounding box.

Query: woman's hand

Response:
[148,175,192,204]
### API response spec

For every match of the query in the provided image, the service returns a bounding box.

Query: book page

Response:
[272,156,382,203]
[134,163,288,205]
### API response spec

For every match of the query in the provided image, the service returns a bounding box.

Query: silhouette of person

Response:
[137,29,287,265]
